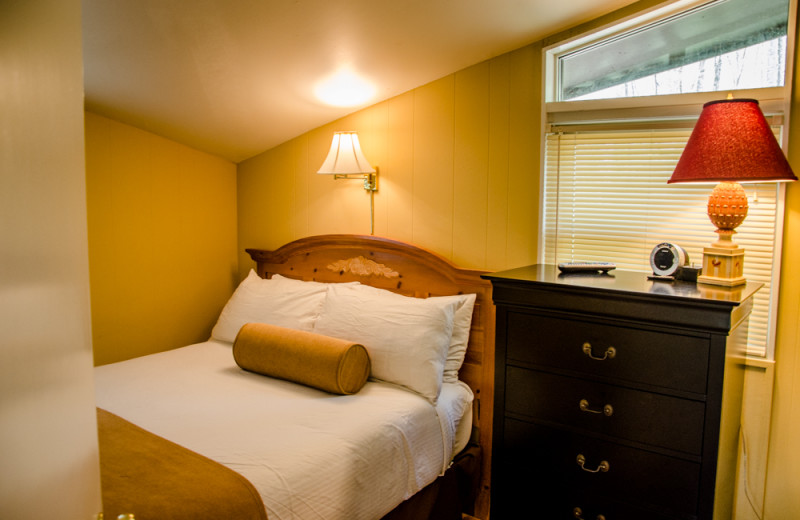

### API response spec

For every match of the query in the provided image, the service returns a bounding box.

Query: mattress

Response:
[94,340,474,520]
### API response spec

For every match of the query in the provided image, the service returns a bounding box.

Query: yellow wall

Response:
[85,112,239,365]
[766,187,800,517]
[736,5,800,517]
[237,46,541,279]
[236,0,673,279]
[762,15,800,512]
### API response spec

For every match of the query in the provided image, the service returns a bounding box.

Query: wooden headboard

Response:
[245,234,494,519]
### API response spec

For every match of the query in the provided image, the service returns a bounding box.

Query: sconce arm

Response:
[333,166,378,192]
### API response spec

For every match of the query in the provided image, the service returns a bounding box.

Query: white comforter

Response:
[94,341,473,520]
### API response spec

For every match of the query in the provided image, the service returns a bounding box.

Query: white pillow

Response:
[431,293,476,383]
[210,270,328,343]
[313,283,458,403]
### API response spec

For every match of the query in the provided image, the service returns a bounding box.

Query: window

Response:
[541,0,795,359]
[557,0,790,101]
[568,36,787,101]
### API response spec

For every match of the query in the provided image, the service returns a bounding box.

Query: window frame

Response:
[538,0,798,360]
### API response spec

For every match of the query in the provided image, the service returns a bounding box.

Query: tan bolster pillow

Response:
[233,322,371,395]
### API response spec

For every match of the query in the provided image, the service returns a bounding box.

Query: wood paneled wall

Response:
[237,44,542,278]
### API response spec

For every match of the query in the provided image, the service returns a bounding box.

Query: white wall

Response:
[0,0,103,518]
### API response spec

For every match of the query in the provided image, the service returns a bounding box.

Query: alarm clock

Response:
[649,242,689,278]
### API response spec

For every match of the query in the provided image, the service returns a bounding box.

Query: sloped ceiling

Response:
[83,0,639,162]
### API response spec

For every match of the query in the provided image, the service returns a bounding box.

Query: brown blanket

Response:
[97,408,268,520]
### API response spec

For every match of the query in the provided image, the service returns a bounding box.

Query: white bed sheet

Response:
[94,340,473,520]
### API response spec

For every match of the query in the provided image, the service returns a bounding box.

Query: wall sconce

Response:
[317,131,378,234]
[669,98,796,286]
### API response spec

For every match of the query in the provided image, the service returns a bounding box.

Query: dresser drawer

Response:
[505,366,706,455]
[494,483,682,520]
[568,498,683,520]
[506,311,709,394]
[503,418,701,518]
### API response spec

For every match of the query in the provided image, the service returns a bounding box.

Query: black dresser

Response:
[483,265,761,520]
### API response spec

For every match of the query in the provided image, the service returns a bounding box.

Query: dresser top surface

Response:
[483,264,762,308]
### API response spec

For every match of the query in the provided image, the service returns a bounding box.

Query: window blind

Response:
[543,128,781,358]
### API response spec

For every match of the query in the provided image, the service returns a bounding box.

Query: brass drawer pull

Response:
[579,399,614,416]
[573,507,606,520]
[582,342,616,361]
[576,454,610,473]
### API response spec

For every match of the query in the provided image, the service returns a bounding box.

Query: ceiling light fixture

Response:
[314,67,376,107]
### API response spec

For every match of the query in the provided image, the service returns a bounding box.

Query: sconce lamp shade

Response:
[317,131,379,235]
[668,99,796,184]
[317,131,376,175]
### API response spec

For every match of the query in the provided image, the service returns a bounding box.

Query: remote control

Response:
[558,261,616,273]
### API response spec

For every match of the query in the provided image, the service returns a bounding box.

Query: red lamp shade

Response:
[669,98,796,184]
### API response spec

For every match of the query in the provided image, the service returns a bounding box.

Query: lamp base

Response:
[697,245,746,287]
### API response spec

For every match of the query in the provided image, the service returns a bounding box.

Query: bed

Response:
[94,234,494,520]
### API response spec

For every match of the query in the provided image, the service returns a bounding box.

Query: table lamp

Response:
[669,98,796,286]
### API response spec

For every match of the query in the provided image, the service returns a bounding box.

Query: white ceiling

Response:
[82,0,639,163]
